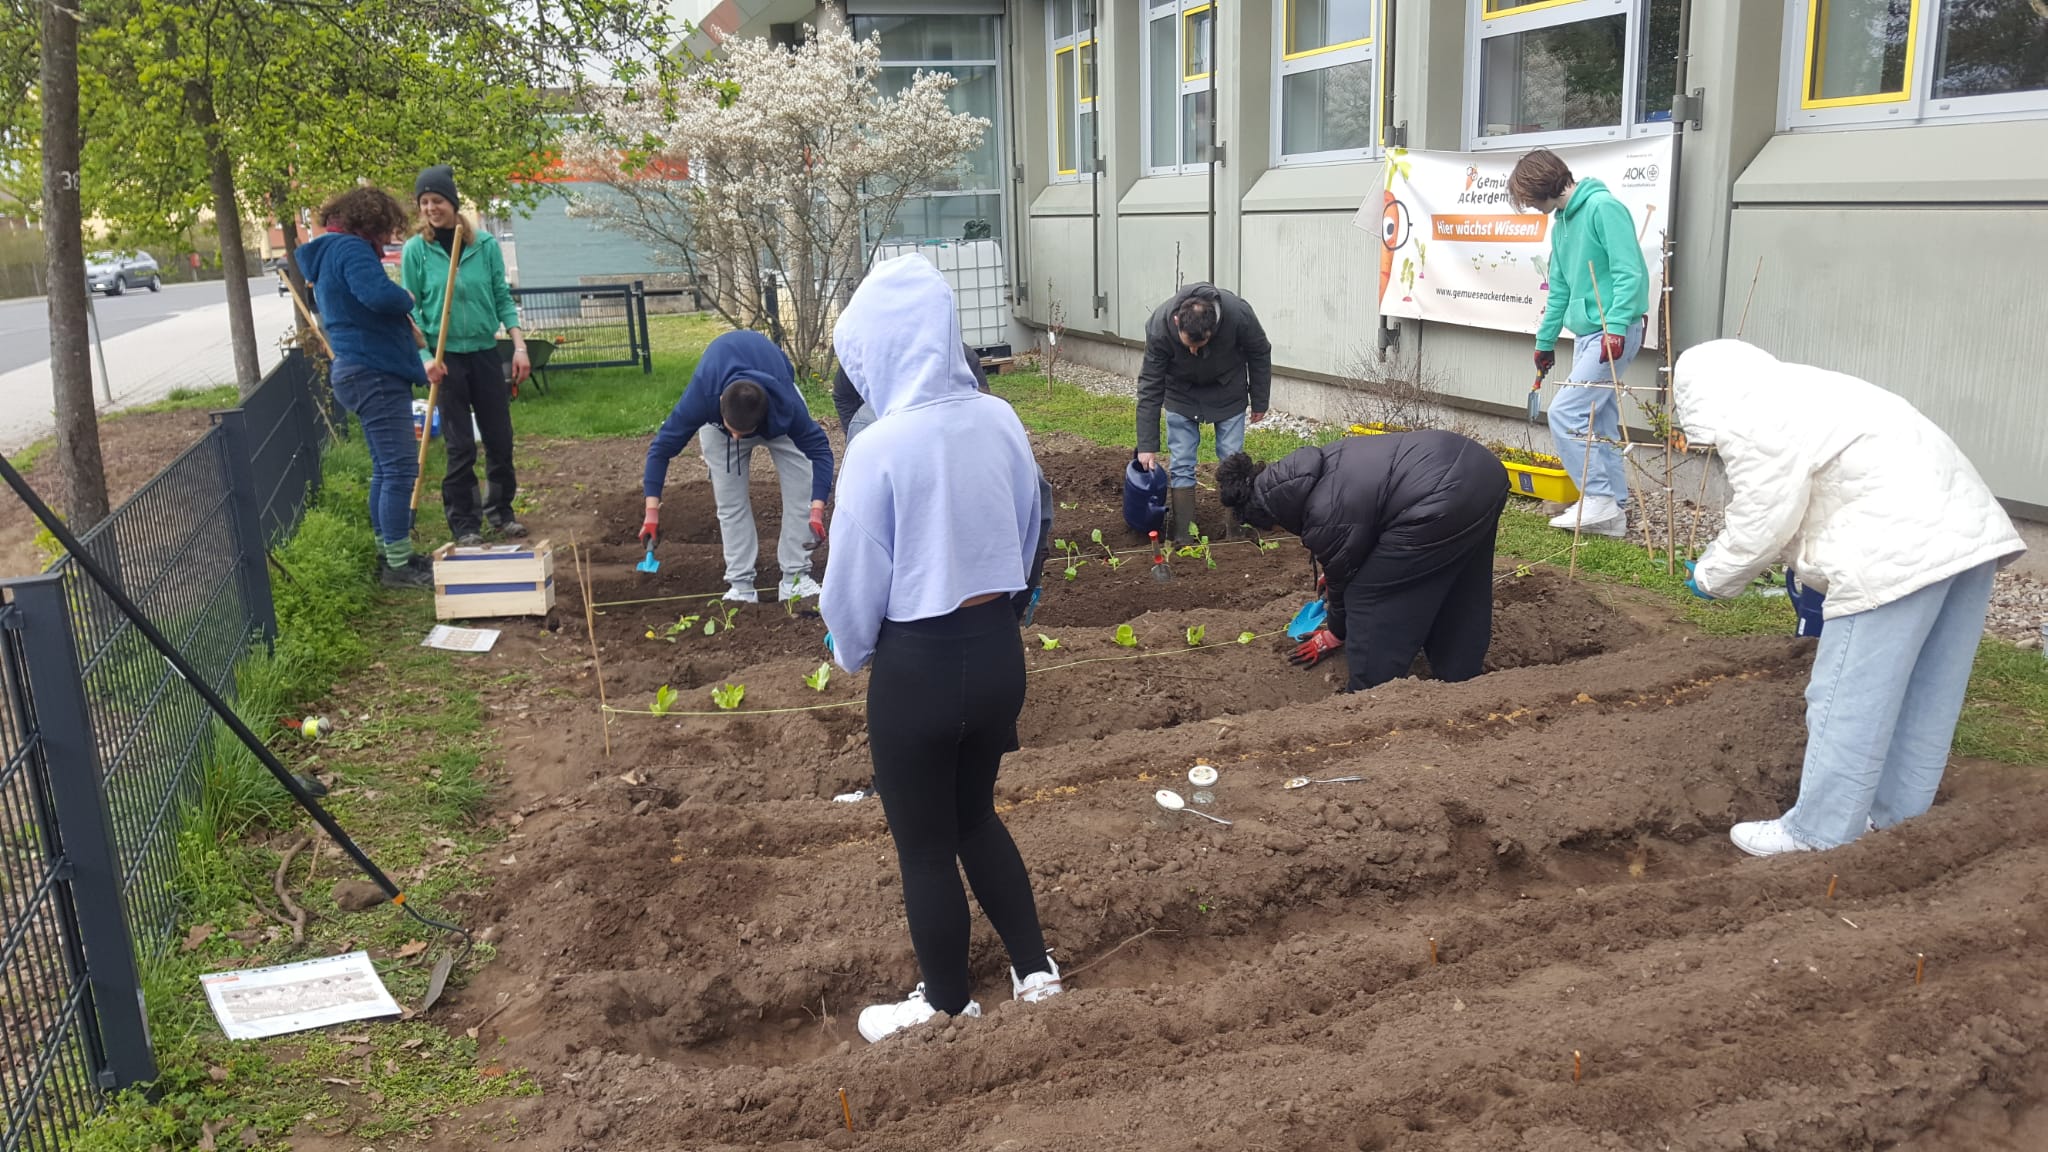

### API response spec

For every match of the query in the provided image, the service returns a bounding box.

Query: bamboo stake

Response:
[838,1088,854,1132]
[1826,874,1839,901]
[278,273,332,359]
[1736,256,1764,338]
[1573,1049,1583,1084]
[572,534,612,757]
[1914,953,1926,985]
[1428,936,1438,965]
[411,226,465,511]
[1661,243,1678,574]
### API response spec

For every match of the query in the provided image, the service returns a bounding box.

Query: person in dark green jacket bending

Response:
[402,165,528,544]
[1510,149,1650,541]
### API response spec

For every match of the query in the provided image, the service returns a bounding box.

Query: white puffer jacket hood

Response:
[1672,339,2024,618]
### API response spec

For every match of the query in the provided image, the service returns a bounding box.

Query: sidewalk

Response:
[0,293,296,454]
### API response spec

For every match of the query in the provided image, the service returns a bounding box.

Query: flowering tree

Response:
[565,16,986,378]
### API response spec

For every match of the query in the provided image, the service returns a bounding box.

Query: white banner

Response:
[1355,137,1673,347]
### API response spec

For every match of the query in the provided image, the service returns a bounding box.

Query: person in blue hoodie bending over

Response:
[640,330,834,603]
[822,255,1063,1043]
[297,187,433,589]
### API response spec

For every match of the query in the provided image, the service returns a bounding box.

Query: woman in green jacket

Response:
[402,165,528,543]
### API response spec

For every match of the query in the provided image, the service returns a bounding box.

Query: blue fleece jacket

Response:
[296,232,426,386]
[820,255,1045,673]
[642,330,834,502]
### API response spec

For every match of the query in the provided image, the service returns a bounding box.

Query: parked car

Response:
[86,251,161,296]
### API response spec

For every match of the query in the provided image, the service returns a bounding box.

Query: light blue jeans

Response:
[846,402,877,445]
[1547,319,1645,506]
[1781,560,1997,849]
[1164,409,1247,490]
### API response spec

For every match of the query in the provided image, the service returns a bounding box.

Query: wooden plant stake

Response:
[572,534,612,757]
[1573,1049,1583,1084]
[1428,936,1438,966]
[839,1088,854,1132]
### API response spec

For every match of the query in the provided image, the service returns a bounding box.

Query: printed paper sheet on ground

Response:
[1356,136,1673,347]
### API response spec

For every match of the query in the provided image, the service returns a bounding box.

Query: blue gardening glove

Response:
[1683,561,1716,601]
[1020,587,1042,628]
[824,631,835,656]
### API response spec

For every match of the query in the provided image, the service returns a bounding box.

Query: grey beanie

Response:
[414,165,460,210]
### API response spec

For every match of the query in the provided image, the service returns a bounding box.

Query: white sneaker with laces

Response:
[857,984,980,1043]
[1547,502,1584,529]
[1011,953,1064,1003]
[722,584,759,604]
[783,573,823,600]
[1730,818,1815,858]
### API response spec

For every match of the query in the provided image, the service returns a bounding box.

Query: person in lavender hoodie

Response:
[821,255,1063,1043]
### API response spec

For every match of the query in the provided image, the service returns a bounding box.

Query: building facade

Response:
[683,0,2048,522]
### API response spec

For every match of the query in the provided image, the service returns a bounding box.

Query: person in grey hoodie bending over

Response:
[822,255,1063,1043]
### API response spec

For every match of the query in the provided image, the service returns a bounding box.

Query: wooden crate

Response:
[432,540,556,620]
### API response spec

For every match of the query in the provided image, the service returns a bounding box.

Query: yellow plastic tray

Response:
[1502,459,1579,504]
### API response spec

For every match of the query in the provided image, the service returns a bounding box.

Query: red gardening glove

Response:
[639,508,659,543]
[1288,628,1342,667]
[807,507,827,547]
[1598,333,1627,363]
[1533,348,1556,378]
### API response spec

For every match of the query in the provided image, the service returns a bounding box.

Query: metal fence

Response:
[511,282,652,373]
[0,348,333,1148]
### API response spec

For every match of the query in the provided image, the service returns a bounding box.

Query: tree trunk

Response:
[40,0,111,529]
[190,84,262,396]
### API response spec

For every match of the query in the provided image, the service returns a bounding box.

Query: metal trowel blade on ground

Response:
[1528,375,1542,423]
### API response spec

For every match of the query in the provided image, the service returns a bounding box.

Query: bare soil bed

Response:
[431,436,2048,1152]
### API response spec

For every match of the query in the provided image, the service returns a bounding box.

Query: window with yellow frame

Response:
[1143,0,1216,173]
[1787,0,2048,129]
[1049,0,1098,180]
[1276,0,1378,162]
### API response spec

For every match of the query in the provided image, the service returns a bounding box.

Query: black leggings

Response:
[867,598,1049,1014]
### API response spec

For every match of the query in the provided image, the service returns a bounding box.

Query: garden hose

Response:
[0,450,473,958]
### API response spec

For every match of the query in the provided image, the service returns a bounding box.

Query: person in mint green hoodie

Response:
[402,165,529,545]
[1510,149,1649,539]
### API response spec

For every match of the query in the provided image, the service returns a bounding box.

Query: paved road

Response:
[0,279,274,374]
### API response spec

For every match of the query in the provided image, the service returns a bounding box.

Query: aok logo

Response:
[1622,164,1661,183]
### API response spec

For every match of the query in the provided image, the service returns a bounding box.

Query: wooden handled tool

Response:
[410,226,465,511]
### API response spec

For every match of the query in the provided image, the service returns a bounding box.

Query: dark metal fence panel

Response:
[0,347,335,1148]
[49,430,255,951]
[0,600,114,1150]
[510,283,648,371]
[238,350,329,545]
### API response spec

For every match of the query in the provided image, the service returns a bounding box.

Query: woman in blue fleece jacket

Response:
[298,187,432,588]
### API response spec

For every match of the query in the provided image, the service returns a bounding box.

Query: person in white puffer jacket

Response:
[1673,339,2026,857]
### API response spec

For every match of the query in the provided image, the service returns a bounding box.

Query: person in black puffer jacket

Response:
[1217,431,1509,692]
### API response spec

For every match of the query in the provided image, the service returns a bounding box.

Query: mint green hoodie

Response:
[401,229,521,356]
[1534,178,1649,352]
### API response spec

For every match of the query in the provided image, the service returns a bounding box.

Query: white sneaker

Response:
[1547,502,1584,529]
[1011,953,1064,1003]
[857,984,980,1043]
[1730,818,1815,858]
[783,573,823,600]
[1581,515,1629,539]
[722,584,759,604]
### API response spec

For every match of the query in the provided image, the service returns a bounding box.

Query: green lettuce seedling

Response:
[711,683,746,710]
[1237,631,1256,645]
[1114,624,1138,648]
[1038,634,1061,650]
[804,663,831,692]
[650,684,678,716]
[1185,625,1206,647]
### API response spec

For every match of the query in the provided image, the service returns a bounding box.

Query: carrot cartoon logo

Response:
[1379,195,1413,305]
[1464,167,1479,191]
